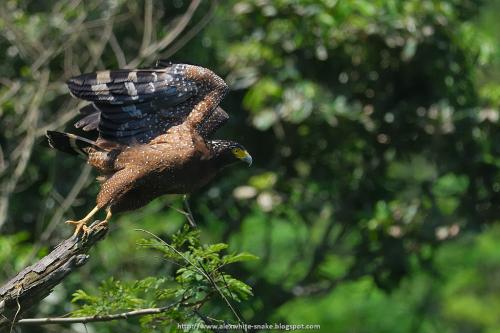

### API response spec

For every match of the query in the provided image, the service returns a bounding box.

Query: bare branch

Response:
[140,0,154,53]
[41,165,93,242]
[85,9,117,71]
[19,164,94,268]
[0,221,109,329]
[128,0,202,68]
[16,292,216,327]
[109,31,127,67]
[161,0,219,60]
[16,303,178,326]
[0,70,49,230]
[183,195,198,228]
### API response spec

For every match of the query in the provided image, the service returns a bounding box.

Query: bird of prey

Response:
[47,62,252,235]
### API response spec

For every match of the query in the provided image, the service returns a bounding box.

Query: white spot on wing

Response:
[96,71,111,84]
[91,83,108,93]
[67,133,86,157]
[125,82,138,96]
[128,71,138,82]
[148,82,155,93]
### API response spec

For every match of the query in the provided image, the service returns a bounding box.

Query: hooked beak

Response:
[241,150,253,166]
[234,149,253,166]
[233,148,252,166]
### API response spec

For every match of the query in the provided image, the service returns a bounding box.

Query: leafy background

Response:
[0,0,499,332]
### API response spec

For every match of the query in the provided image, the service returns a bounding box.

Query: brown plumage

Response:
[47,62,252,235]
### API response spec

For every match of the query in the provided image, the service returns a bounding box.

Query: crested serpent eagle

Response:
[47,62,252,235]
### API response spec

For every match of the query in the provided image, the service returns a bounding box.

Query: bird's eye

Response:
[232,148,244,158]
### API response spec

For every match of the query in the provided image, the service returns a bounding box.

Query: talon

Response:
[94,220,108,229]
[67,219,91,237]
[66,205,100,237]
[92,208,112,230]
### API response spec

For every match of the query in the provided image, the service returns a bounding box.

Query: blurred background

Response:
[0,0,499,332]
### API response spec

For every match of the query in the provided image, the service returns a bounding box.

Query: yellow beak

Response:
[234,149,253,166]
[241,150,252,166]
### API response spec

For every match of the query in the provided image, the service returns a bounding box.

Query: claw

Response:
[66,219,91,237]
[65,205,100,237]
[94,209,112,229]
[94,220,108,229]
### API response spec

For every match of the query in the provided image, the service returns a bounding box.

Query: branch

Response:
[127,0,202,68]
[160,0,218,60]
[16,303,177,326]
[0,221,108,329]
[16,292,215,327]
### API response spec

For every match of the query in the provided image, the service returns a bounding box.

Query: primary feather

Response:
[67,63,206,145]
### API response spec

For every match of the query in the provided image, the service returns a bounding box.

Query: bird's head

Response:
[209,140,252,168]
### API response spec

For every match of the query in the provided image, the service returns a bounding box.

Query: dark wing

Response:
[68,63,199,145]
[198,107,229,138]
[76,100,195,144]
[67,64,197,105]
[68,63,228,145]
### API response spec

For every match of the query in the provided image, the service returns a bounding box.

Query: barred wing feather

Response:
[68,64,199,144]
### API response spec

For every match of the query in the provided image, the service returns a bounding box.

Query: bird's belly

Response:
[155,162,217,194]
[111,162,217,213]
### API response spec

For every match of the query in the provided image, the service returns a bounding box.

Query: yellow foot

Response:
[93,220,108,230]
[92,209,112,230]
[66,205,101,237]
[66,219,91,237]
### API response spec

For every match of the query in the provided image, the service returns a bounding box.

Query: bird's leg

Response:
[66,205,100,236]
[94,208,112,229]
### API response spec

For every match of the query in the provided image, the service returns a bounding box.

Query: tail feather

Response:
[46,131,101,157]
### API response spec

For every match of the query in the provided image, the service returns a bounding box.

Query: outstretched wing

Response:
[68,63,204,145]
[67,63,197,105]
[75,100,196,144]
[198,106,229,138]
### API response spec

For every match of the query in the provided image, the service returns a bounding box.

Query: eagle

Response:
[46,62,252,235]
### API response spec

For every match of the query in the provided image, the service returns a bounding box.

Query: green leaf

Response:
[223,252,260,264]
[71,289,95,303]
[206,243,229,253]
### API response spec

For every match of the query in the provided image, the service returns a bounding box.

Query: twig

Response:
[183,195,197,228]
[135,229,247,330]
[161,0,218,60]
[16,303,178,326]
[0,80,21,105]
[21,164,93,267]
[194,309,225,333]
[140,0,154,54]
[84,8,116,72]
[0,70,49,230]
[135,229,205,277]
[40,164,93,242]
[128,0,202,68]
[197,262,246,331]
[109,31,127,67]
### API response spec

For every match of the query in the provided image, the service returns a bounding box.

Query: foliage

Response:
[70,225,256,331]
[279,225,500,333]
